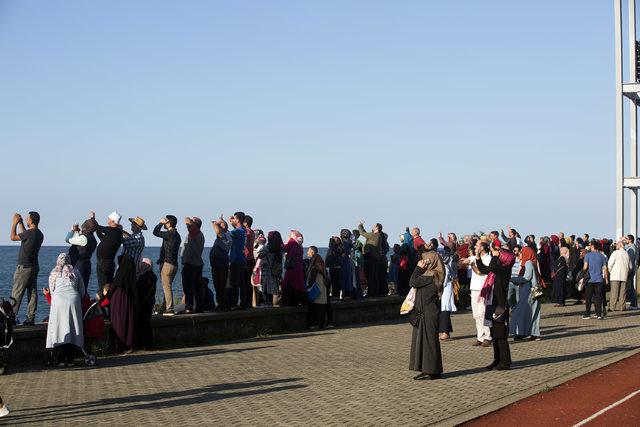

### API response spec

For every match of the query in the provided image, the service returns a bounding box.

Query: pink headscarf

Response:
[49,253,76,288]
[479,249,516,302]
[289,230,304,245]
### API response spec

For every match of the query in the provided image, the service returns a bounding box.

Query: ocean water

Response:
[0,245,329,323]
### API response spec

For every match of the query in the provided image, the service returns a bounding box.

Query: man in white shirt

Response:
[467,241,493,347]
[608,239,631,311]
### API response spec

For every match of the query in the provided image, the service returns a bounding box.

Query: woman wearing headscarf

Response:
[307,253,329,328]
[438,247,457,341]
[325,237,342,299]
[537,237,552,284]
[134,258,157,350]
[408,250,444,380]
[282,231,306,306]
[551,247,569,307]
[109,254,138,353]
[252,230,272,307]
[44,253,85,367]
[475,241,516,370]
[510,247,542,341]
[65,218,98,290]
[352,229,365,298]
[266,231,284,306]
[339,229,355,299]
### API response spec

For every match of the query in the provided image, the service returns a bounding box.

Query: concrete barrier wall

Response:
[5,296,404,366]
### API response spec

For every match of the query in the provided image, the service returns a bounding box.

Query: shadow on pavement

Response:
[7,377,307,424]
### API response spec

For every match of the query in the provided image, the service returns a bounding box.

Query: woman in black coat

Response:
[475,242,515,371]
[551,247,569,307]
[408,252,444,380]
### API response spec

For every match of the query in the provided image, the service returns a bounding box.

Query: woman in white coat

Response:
[44,253,85,367]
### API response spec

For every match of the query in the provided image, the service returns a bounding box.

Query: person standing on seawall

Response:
[10,212,44,325]
[153,215,181,315]
[94,211,123,296]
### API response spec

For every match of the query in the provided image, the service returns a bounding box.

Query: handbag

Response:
[530,284,544,300]
[306,283,320,301]
[400,288,416,315]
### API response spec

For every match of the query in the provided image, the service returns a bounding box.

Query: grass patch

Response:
[540,384,554,393]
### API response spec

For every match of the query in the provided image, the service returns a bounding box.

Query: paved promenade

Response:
[2,304,639,426]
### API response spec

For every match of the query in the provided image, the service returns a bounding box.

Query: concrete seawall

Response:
[6,296,404,366]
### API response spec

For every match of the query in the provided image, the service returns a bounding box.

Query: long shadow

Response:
[538,324,640,342]
[88,344,278,369]
[7,377,307,424]
[511,345,638,370]
[246,331,335,342]
[445,345,638,378]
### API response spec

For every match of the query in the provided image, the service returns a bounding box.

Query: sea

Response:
[0,245,329,323]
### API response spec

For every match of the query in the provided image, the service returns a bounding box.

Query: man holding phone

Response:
[10,211,44,325]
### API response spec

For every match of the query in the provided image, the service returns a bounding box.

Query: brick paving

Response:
[1,304,639,426]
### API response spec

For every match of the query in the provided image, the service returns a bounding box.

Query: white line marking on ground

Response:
[572,389,640,427]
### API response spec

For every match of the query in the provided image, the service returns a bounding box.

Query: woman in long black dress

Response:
[134,258,157,350]
[475,241,516,371]
[409,251,444,380]
[551,247,569,307]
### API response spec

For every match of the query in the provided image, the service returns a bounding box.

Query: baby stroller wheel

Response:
[84,354,97,366]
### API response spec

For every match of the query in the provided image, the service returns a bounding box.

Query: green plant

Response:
[540,384,553,393]
[255,328,272,338]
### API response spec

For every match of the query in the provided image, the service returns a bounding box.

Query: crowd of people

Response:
[7,212,640,381]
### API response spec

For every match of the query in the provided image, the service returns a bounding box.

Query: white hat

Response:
[108,211,122,225]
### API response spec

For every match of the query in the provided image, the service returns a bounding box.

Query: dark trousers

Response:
[212,261,229,310]
[439,311,453,334]
[492,338,512,368]
[307,302,328,328]
[244,259,256,308]
[585,282,603,317]
[96,258,116,292]
[363,254,378,297]
[377,262,388,297]
[182,263,203,311]
[75,259,92,292]
[229,261,246,308]
[329,267,341,298]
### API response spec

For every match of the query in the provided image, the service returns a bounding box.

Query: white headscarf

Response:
[49,253,76,288]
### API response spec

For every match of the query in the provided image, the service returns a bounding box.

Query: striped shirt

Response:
[121,232,145,264]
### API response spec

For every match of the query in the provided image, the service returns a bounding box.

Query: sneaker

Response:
[56,362,67,368]
[597,316,604,320]
[582,316,590,320]
[629,306,639,311]
[162,310,175,316]
[0,404,10,418]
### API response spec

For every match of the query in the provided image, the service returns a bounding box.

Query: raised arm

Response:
[153,223,167,238]
[357,224,373,240]
[9,214,22,242]
[66,231,88,247]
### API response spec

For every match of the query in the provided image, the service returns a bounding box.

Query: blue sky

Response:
[0,1,621,246]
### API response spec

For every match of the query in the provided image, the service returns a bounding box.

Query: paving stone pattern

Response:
[2,304,639,426]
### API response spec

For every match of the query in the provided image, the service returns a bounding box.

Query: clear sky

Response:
[0,1,621,246]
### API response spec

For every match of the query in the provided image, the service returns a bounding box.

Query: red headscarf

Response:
[519,246,540,280]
